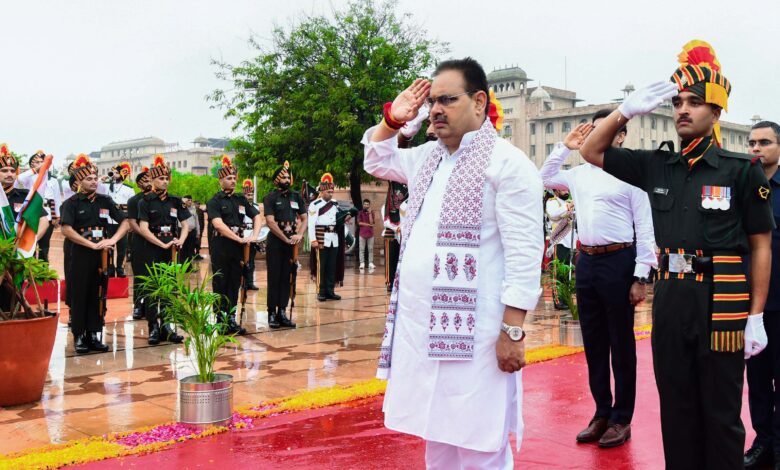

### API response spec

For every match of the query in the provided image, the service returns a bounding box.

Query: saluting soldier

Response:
[207,155,262,335]
[263,162,306,329]
[98,162,135,277]
[580,40,775,469]
[136,155,188,345]
[308,173,342,302]
[60,155,129,354]
[127,166,151,320]
[17,150,61,262]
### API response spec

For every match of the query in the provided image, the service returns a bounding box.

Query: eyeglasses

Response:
[748,139,778,148]
[426,91,473,108]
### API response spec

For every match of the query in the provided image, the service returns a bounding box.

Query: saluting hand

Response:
[563,123,594,151]
[390,79,431,124]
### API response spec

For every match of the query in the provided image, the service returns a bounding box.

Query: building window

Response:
[543,102,553,111]
[663,120,668,132]
[652,140,657,149]
[651,117,657,130]
[640,116,645,127]
[545,122,554,134]
[739,135,744,146]
[504,108,513,115]
[641,138,645,148]
[546,143,554,155]
[530,123,536,135]
[580,118,588,124]
[562,121,571,133]
[503,125,512,137]
[730,133,735,144]
[183,160,187,168]
[530,145,536,157]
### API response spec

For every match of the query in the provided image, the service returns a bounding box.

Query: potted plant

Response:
[0,237,59,406]
[549,259,583,347]
[139,259,238,427]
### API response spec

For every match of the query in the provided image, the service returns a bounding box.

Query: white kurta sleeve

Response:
[495,154,544,311]
[545,199,568,221]
[630,187,657,278]
[362,126,431,185]
[539,142,572,191]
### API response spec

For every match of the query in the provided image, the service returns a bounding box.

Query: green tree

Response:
[209,0,446,206]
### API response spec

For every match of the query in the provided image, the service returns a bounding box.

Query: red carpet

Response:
[69,340,756,469]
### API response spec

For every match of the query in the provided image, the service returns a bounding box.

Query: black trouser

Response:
[105,225,128,271]
[652,277,745,470]
[64,239,73,307]
[386,238,400,286]
[747,309,780,453]
[144,242,174,325]
[181,230,199,262]
[317,246,338,296]
[554,244,572,265]
[210,237,243,318]
[266,236,293,311]
[130,235,148,315]
[37,223,55,262]
[576,246,636,425]
[246,243,257,285]
[69,244,104,336]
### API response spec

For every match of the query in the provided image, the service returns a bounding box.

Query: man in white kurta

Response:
[363,59,543,469]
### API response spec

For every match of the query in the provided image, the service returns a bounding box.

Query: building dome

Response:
[193,135,209,145]
[530,87,551,101]
[487,66,529,84]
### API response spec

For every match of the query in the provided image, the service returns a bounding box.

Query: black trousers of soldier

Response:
[246,243,257,285]
[181,230,199,262]
[575,247,636,425]
[747,309,780,453]
[386,238,400,285]
[68,244,105,336]
[652,279,745,470]
[266,236,293,311]
[144,244,173,325]
[105,225,128,272]
[318,246,338,296]
[210,238,243,319]
[37,223,55,262]
[130,234,147,317]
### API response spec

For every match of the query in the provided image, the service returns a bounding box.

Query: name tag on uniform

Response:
[99,208,110,218]
[92,229,103,238]
[653,187,669,195]
[238,205,246,214]
[160,225,171,234]
[290,201,299,210]
[701,185,731,210]
[13,203,22,212]
[170,208,177,218]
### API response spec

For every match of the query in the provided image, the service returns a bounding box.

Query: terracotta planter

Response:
[0,313,58,406]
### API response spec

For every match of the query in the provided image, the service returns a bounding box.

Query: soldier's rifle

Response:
[239,242,250,327]
[97,247,110,342]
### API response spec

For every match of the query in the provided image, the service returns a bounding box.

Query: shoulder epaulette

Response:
[716,148,756,163]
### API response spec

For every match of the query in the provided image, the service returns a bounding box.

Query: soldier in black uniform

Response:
[127,166,150,320]
[137,156,188,345]
[60,155,129,354]
[0,146,49,312]
[263,162,306,329]
[207,156,261,335]
[580,41,775,469]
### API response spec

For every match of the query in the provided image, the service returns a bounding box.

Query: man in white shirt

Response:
[363,58,543,469]
[17,151,62,262]
[98,163,135,277]
[540,109,657,448]
[308,173,342,302]
[545,189,577,309]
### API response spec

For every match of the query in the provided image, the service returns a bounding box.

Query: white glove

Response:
[745,313,768,359]
[617,81,678,120]
[400,104,430,139]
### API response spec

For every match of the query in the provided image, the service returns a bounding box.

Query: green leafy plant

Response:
[549,259,578,320]
[138,260,238,383]
[0,237,59,321]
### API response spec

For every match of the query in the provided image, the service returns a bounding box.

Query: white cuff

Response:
[501,284,542,312]
[633,263,652,279]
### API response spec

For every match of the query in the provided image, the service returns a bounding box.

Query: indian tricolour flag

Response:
[15,155,52,257]
[0,189,16,240]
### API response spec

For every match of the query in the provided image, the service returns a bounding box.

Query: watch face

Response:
[509,327,523,341]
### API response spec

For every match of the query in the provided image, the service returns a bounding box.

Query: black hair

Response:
[751,121,780,142]
[592,108,627,135]
[363,199,370,204]
[183,195,192,199]
[28,153,44,166]
[433,57,490,116]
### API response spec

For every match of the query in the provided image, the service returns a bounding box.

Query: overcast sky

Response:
[2,0,777,166]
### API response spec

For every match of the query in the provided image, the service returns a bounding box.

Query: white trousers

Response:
[425,439,513,470]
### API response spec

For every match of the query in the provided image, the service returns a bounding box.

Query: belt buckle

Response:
[668,253,694,274]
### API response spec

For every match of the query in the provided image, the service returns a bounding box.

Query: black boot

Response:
[132,307,143,320]
[317,293,327,302]
[88,332,109,352]
[148,322,161,345]
[247,283,259,291]
[74,333,89,354]
[325,292,341,301]
[107,266,116,277]
[116,267,126,278]
[279,309,296,328]
[745,445,773,469]
[226,315,247,335]
[269,309,281,329]
[162,324,184,343]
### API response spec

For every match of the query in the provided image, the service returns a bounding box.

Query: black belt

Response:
[215,225,245,237]
[659,252,713,276]
[117,204,128,211]
[316,225,337,233]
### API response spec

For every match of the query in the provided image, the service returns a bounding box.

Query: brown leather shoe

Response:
[598,422,631,448]
[576,417,609,443]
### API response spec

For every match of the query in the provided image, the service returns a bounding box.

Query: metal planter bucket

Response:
[179,373,233,427]
[559,318,584,347]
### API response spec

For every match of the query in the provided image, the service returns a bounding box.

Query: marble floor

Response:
[0,233,652,455]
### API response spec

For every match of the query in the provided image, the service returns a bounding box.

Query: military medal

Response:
[701,186,713,209]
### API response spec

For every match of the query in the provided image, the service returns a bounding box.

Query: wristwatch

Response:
[501,322,526,342]
[633,276,651,285]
